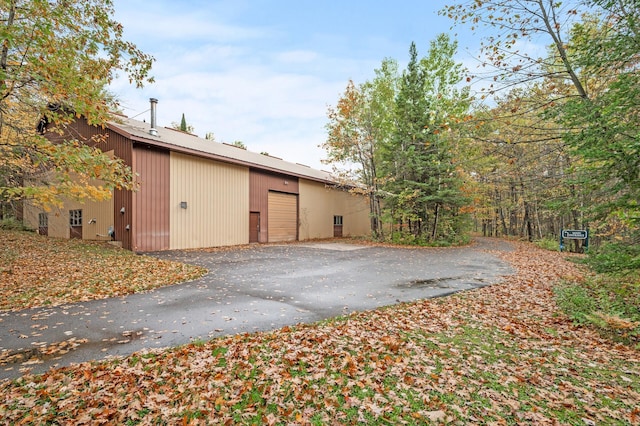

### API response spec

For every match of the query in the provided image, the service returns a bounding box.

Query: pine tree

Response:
[381,39,471,242]
[180,113,187,132]
[382,42,433,238]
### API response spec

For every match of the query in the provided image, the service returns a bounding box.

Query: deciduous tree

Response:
[558,7,640,231]
[324,59,398,238]
[0,0,154,211]
[444,0,639,253]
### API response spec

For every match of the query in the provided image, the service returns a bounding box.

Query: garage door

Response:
[268,191,297,242]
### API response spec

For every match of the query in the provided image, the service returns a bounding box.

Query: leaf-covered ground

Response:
[1,240,639,425]
[0,230,207,311]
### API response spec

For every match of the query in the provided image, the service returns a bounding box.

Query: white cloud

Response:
[109,0,481,171]
[110,59,344,169]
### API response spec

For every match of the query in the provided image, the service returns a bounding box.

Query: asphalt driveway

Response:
[0,238,513,380]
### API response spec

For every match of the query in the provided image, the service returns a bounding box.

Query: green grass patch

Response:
[534,236,560,251]
[554,271,640,346]
[587,242,640,273]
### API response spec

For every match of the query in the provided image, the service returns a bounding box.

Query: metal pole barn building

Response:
[24,101,371,252]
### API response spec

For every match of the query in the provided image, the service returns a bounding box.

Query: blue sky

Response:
[109,1,482,170]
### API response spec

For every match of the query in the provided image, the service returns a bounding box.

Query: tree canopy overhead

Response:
[0,0,154,210]
[431,0,640,337]
[442,0,639,243]
[324,0,638,255]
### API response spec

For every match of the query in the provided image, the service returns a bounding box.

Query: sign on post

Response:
[562,230,588,239]
[559,229,589,252]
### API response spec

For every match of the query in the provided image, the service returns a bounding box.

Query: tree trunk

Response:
[374,195,383,239]
[536,0,589,100]
[499,208,508,236]
[510,182,518,236]
[522,202,533,242]
[368,191,383,239]
[533,195,543,239]
[431,204,440,241]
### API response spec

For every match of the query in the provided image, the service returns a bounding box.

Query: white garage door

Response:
[268,192,297,242]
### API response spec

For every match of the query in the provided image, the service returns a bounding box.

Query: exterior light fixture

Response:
[120,207,125,214]
[180,201,187,209]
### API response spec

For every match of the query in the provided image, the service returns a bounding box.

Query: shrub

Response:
[0,218,30,231]
[554,284,596,325]
[534,237,559,252]
[554,272,640,346]
[587,242,640,273]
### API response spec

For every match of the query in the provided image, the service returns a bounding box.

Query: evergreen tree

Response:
[382,42,432,238]
[419,34,472,241]
[180,113,187,132]
[171,113,194,133]
[381,39,470,242]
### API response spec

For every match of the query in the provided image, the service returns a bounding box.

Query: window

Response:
[69,209,82,226]
[38,213,48,228]
[333,215,343,226]
[38,213,49,236]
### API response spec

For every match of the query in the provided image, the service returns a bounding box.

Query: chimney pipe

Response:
[149,98,158,136]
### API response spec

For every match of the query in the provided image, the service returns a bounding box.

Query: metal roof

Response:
[107,115,334,184]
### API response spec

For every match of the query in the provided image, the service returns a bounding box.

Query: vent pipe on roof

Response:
[149,98,158,136]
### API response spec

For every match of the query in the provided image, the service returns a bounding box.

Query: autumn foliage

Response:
[0,0,154,210]
[0,229,205,311]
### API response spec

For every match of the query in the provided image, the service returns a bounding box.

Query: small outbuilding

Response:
[24,99,371,251]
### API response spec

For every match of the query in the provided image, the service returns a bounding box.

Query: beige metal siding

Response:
[23,182,115,242]
[55,117,135,249]
[78,197,115,240]
[22,144,122,243]
[170,152,249,249]
[298,181,333,239]
[339,189,371,237]
[267,192,298,242]
[299,180,370,239]
[24,204,68,239]
[24,198,114,241]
